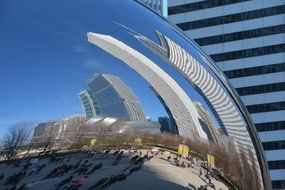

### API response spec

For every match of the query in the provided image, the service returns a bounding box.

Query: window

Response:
[224,63,285,79]
[246,101,285,114]
[210,44,285,62]
[195,25,285,46]
[272,180,285,189]
[176,5,285,30]
[268,160,285,170]
[168,0,248,15]
[262,140,285,151]
[256,121,285,132]
[236,82,285,96]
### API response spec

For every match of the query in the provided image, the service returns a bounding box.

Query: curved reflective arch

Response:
[0,0,271,189]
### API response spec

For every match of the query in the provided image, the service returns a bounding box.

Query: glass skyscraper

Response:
[78,90,100,119]
[80,73,147,122]
[136,0,166,16]
[167,1,285,189]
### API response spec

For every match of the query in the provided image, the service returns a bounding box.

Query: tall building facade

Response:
[32,115,86,142]
[78,90,100,119]
[32,121,56,142]
[83,73,147,122]
[136,0,166,16]
[168,1,285,189]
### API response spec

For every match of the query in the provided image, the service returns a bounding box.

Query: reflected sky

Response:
[0,0,207,134]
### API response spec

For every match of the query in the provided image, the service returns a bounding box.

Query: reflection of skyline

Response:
[0,1,207,131]
[87,30,268,190]
[0,1,172,132]
[87,32,207,140]
[0,1,271,188]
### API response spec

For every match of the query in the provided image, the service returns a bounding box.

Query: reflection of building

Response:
[87,32,207,140]
[151,87,178,134]
[193,103,218,143]
[115,121,161,134]
[32,115,86,142]
[32,121,56,141]
[158,116,176,134]
[78,90,100,119]
[82,116,161,137]
[136,0,165,16]
[135,30,267,189]
[167,2,284,188]
[81,73,147,122]
[53,115,86,140]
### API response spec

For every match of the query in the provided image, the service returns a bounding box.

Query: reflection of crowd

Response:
[0,148,154,190]
[161,152,219,190]
[0,148,224,190]
[43,164,72,179]
[87,148,149,190]
[0,150,106,190]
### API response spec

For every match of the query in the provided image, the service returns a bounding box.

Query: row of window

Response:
[176,5,285,30]
[246,101,285,114]
[272,180,285,189]
[195,24,285,46]
[256,121,285,132]
[262,140,285,151]
[168,0,248,15]
[236,82,285,96]
[210,43,285,62]
[224,62,285,79]
[268,160,285,170]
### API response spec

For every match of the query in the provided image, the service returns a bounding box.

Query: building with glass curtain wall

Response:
[82,73,147,122]
[136,0,166,16]
[78,90,100,119]
[167,1,285,188]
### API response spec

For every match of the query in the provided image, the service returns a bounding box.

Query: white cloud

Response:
[73,45,87,53]
[83,60,100,68]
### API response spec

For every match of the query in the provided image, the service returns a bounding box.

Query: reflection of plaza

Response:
[87,30,268,190]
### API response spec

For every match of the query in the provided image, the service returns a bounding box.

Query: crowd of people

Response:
[0,148,157,190]
[0,147,225,190]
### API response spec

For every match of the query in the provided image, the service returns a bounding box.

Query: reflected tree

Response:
[0,122,32,160]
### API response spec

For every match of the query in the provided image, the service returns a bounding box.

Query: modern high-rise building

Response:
[78,90,100,119]
[167,1,285,189]
[82,73,147,122]
[136,0,166,16]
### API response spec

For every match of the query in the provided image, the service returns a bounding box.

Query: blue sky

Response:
[0,0,209,136]
[0,0,166,135]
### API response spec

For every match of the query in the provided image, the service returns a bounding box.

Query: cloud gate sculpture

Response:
[86,2,271,190]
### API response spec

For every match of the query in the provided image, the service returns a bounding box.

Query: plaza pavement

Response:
[0,149,229,190]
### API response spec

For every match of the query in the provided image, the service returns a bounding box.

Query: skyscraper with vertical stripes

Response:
[79,73,147,122]
[136,0,166,16]
[167,1,285,189]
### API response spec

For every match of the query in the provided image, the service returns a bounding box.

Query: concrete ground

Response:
[0,149,228,190]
